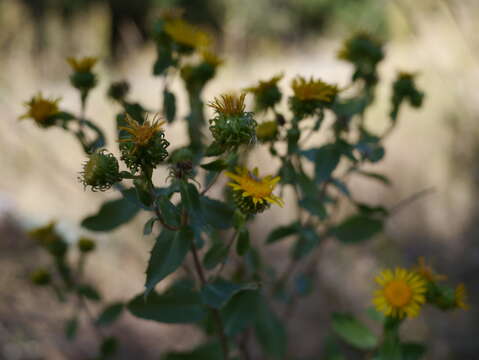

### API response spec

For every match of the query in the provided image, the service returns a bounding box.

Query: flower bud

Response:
[78,237,96,253]
[256,121,278,142]
[245,74,283,112]
[31,268,51,286]
[29,222,68,258]
[80,150,120,191]
[289,76,338,119]
[107,81,130,102]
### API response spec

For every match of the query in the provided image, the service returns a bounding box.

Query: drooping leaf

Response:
[292,227,321,260]
[332,313,378,350]
[143,217,157,235]
[200,196,234,230]
[128,279,206,323]
[145,228,192,295]
[200,159,227,172]
[333,215,383,244]
[81,197,140,232]
[96,303,124,327]
[157,195,181,228]
[201,278,257,309]
[255,296,287,359]
[77,284,101,302]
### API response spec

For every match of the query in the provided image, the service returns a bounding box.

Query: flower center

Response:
[134,126,157,146]
[384,280,412,307]
[32,101,57,121]
[240,177,272,198]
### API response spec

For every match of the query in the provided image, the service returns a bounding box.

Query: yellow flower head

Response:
[291,76,338,102]
[208,93,246,116]
[413,257,447,283]
[455,283,469,310]
[19,93,60,125]
[225,167,284,207]
[164,18,211,49]
[66,56,98,72]
[201,50,223,67]
[119,113,166,151]
[245,73,283,94]
[373,268,427,318]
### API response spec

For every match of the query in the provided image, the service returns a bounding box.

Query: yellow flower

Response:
[455,283,469,310]
[164,18,210,49]
[19,93,60,125]
[66,56,98,72]
[245,73,283,94]
[225,167,284,207]
[208,93,246,116]
[119,113,166,152]
[201,50,223,67]
[413,257,447,283]
[291,76,338,102]
[373,268,427,318]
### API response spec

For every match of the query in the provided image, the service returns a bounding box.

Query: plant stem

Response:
[190,237,229,359]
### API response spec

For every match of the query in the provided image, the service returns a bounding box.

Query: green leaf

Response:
[333,215,383,243]
[201,278,256,309]
[96,303,124,327]
[332,313,378,350]
[145,228,192,295]
[163,89,176,123]
[200,196,234,230]
[180,182,205,239]
[65,317,78,340]
[162,342,223,360]
[153,50,174,76]
[128,279,206,323]
[236,228,250,256]
[266,222,300,244]
[205,142,226,157]
[355,170,391,185]
[81,197,140,232]
[332,96,368,118]
[157,195,181,228]
[402,343,426,360]
[143,217,157,235]
[221,290,260,337]
[313,144,341,183]
[100,336,118,358]
[200,159,227,172]
[299,197,327,220]
[255,296,287,359]
[203,242,229,270]
[77,284,101,301]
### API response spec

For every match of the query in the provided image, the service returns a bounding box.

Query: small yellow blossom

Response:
[373,268,427,318]
[119,113,166,152]
[245,73,283,94]
[66,56,98,72]
[164,19,210,49]
[455,283,469,310]
[413,257,447,283]
[208,93,246,116]
[225,167,284,207]
[291,76,338,102]
[19,93,60,125]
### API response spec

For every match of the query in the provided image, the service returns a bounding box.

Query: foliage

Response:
[19,12,469,360]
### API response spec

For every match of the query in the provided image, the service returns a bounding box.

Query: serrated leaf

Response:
[96,303,124,327]
[332,313,378,350]
[333,215,383,243]
[157,195,181,228]
[299,197,327,220]
[201,278,256,309]
[200,159,227,172]
[145,228,192,295]
[128,279,206,323]
[266,222,300,244]
[81,197,140,232]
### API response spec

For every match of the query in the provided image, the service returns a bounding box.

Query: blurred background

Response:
[0,0,478,359]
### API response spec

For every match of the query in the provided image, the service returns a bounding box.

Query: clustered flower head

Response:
[67,56,98,93]
[19,93,61,127]
[225,167,283,215]
[118,113,169,172]
[79,149,121,191]
[373,258,469,319]
[245,73,283,112]
[289,76,339,118]
[164,18,211,52]
[208,93,257,150]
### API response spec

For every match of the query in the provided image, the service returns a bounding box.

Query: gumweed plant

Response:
[18,15,468,360]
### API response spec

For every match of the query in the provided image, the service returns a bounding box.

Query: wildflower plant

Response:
[18,14,469,360]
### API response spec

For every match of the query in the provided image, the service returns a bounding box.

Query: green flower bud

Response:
[78,237,96,253]
[31,268,51,286]
[245,74,283,112]
[208,93,257,149]
[29,222,68,257]
[70,72,97,92]
[107,81,130,102]
[390,72,425,120]
[80,150,120,191]
[256,121,278,142]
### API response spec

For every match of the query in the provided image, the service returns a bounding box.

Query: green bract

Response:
[80,150,120,191]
